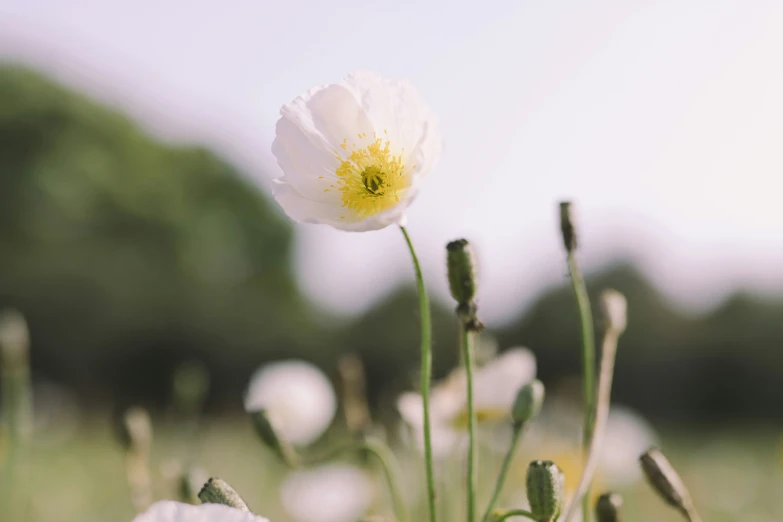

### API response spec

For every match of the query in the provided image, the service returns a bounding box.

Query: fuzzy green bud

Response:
[639,447,695,519]
[526,460,565,522]
[249,409,299,466]
[559,201,577,252]
[511,379,545,427]
[446,239,477,305]
[595,492,623,522]
[198,477,250,512]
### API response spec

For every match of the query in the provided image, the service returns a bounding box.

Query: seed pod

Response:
[511,380,545,427]
[198,477,250,512]
[595,492,623,522]
[559,201,578,252]
[526,460,565,522]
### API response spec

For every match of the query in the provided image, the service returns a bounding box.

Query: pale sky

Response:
[1,0,782,324]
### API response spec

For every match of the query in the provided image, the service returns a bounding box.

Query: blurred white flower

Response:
[244,360,336,446]
[132,501,268,522]
[599,406,657,487]
[272,71,442,232]
[397,348,537,456]
[281,464,374,522]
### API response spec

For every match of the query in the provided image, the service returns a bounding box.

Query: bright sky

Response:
[2,0,782,324]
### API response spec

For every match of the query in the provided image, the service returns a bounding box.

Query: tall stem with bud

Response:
[447,239,482,522]
[559,202,597,521]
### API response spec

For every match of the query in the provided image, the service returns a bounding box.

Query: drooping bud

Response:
[639,447,696,520]
[511,380,545,427]
[446,239,477,305]
[595,492,623,522]
[559,201,577,253]
[249,409,299,467]
[600,290,627,335]
[526,460,565,522]
[198,477,250,512]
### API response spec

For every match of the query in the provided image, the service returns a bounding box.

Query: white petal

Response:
[244,360,336,446]
[273,180,409,232]
[599,407,657,487]
[473,348,537,410]
[132,501,268,522]
[281,465,373,522]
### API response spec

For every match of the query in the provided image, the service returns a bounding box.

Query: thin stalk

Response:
[565,253,596,522]
[490,508,537,522]
[400,226,437,522]
[481,425,523,522]
[461,326,478,522]
[561,329,620,522]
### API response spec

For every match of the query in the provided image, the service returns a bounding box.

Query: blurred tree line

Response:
[1,65,781,421]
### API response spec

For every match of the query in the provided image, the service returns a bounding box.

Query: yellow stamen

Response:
[335,137,409,217]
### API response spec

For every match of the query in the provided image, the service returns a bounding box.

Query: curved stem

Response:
[461,326,477,522]
[304,438,409,522]
[400,226,437,522]
[490,509,538,522]
[481,425,523,522]
[566,252,596,522]
[561,330,620,522]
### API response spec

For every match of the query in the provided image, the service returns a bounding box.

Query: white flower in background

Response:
[272,71,442,232]
[281,464,374,522]
[244,360,336,446]
[132,501,268,522]
[599,406,657,487]
[397,348,537,456]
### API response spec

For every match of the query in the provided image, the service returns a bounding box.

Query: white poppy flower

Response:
[397,348,537,456]
[280,464,374,522]
[599,406,657,487]
[244,360,336,446]
[132,501,268,522]
[272,71,442,232]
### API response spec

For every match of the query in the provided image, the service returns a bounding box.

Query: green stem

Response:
[305,438,409,522]
[461,326,477,522]
[481,425,523,522]
[490,508,538,522]
[566,253,596,522]
[400,225,437,522]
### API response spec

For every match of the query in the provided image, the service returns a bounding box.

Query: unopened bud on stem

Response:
[595,492,623,522]
[526,460,565,522]
[559,202,577,253]
[198,477,250,512]
[640,447,700,522]
[446,239,483,331]
[600,290,627,335]
[511,380,545,427]
[249,409,300,466]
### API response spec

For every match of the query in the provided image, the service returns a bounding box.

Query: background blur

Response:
[1,1,782,521]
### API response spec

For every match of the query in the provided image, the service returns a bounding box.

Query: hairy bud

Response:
[640,447,696,519]
[198,477,250,512]
[595,492,623,522]
[511,380,545,427]
[526,460,565,522]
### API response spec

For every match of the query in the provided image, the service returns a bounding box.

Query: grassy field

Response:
[5,416,782,522]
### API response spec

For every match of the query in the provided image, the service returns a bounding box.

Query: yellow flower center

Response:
[333,134,409,217]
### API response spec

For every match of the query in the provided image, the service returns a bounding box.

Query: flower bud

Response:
[511,380,545,427]
[198,477,250,512]
[639,447,695,518]
[559,201,577,253]
[595,492,623,522]
[526,460,565,522]
[119,407,153,455]
[249,409,299,467]
[600,290,627,335]
[446,239,477,305]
